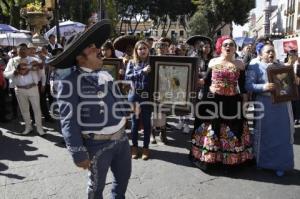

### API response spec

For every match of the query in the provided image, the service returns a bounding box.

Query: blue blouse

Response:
[125,60,150,90]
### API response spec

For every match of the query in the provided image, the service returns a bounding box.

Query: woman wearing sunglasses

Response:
[245,44,294,176]
[190,36,253,170]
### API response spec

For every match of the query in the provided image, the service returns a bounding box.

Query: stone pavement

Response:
[0,117,300,199]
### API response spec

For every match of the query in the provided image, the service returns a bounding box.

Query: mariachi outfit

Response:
[125,60,152,149]
[57,67,131,199]
[190,63,253,168]
[245,61,294,172]
[4,56,45,135]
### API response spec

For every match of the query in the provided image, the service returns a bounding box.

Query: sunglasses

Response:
[222,42,235,47]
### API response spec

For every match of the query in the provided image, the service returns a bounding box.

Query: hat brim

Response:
[186,35,212,45]
[113,35,138,53]
[47,20,111,68]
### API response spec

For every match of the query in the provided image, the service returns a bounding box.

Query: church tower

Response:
[263,0,272,36]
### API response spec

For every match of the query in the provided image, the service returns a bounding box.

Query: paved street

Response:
[0,117,300,199]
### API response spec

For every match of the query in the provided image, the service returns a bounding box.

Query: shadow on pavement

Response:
[0,162,25,180]
[40,133,66,148]
[190,160,300,186]
[0,134,48,162]
[150,149,194,168]
[0,135,47,180]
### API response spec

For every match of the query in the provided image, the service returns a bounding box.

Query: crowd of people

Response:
[0,20,298,198]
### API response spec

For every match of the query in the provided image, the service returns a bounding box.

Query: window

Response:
[180,30,184,36]
[297,19,300,30]
[293,0,296,11]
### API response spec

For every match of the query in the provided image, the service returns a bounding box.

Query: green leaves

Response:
[188,10,209,36]
[191,0,255,37]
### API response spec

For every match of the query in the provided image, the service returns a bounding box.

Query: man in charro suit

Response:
[48,20,131,199]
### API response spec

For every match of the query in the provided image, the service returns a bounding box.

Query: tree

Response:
[114,0,152,35]
[59,0,98,24]
[188,10,209,36]
[149,0,196,36]
[105,0,119,36]
[0,0,39,28]
[113,0,196,36]
[192,0,255,37]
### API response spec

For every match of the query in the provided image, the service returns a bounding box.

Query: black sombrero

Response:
[47,20,111,68]
[186,35,212,45]
[113,35,138,53]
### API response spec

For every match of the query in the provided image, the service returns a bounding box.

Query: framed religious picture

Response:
[102,58,131,96]
[149,55,198,112]
[267,65,299,103]
[102,58,123,80]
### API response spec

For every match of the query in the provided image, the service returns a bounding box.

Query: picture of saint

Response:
[274,73,293,96]
[157,64,189,104]
[103,64,117,79]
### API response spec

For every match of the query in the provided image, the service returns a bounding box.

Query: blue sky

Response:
[232,0,278,37]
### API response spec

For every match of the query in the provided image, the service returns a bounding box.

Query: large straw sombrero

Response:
[113,35,138,53]
[47,20,111,68]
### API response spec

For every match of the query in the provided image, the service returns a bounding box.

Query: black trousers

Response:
[0,88,7,120]
[9,88,18,117]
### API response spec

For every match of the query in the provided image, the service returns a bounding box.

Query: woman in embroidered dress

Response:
[190,36,253,170]
[245,44,294,176]
[125,40,152,160]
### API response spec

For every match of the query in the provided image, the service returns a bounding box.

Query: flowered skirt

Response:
[191,94,253,166]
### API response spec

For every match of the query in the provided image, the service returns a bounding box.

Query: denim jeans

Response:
[85,135,131,199]
[128,93,152,149]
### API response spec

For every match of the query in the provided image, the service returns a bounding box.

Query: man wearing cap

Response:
[51,21,131,199]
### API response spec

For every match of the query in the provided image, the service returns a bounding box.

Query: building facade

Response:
[251,0,300,38]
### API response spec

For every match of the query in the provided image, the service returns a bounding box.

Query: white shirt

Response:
[80,66,114,85]
[12,71,39,86]
[80,66,126,135]
[4,56,43,87]
[48,42,62,50]
[30,55,46,86]
[115,50,124,58]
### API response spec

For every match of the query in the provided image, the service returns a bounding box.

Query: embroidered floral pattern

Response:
[191,122,253,165]
[67,145,87,153]
[88,135,128,198]
[210,64,240,96]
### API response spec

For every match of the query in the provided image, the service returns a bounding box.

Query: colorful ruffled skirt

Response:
[190,122,253,166]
